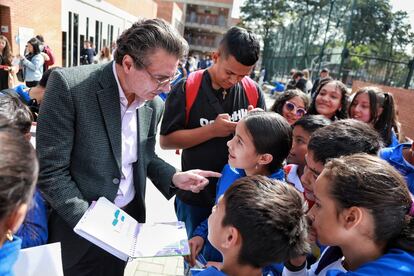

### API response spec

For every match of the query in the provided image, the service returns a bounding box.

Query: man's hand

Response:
[185,236,205,267]
[211,114,237,137]
[172,169,221,193]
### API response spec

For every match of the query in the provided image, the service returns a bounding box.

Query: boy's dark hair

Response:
[243,111,292,172]
[292,115,332,134]
[349,87,402,145]
[114,19,188,69]
[222,175,310,267]
[308,119,383,164]
[292,71,304,79]
[0,89,33,134]
[39,67,59,88]
[325,154,414,252]
[308,78,349,120]
[0,117,38,221]
[270,89,310,116]
[219,26,259,66]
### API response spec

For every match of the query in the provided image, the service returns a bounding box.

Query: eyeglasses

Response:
[142,66,181,89]
[285,101,307,117]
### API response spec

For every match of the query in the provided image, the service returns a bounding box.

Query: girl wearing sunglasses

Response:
[271,89,310,125]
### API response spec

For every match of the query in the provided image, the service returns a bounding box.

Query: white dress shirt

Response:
[112,62,144,207]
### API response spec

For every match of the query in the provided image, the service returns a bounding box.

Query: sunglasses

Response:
[285,101,307,117]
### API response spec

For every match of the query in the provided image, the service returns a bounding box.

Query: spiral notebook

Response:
[74,197,190,261]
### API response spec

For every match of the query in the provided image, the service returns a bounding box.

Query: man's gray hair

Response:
[114,18,188,68]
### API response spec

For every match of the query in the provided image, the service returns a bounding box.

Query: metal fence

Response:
[263,52,413,89]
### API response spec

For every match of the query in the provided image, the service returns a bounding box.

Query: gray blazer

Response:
[36,62,177,268]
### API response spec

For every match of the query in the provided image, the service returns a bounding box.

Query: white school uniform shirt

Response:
[286,164,304,193]
[282,246,347,276]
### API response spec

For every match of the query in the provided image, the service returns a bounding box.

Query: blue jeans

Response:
[175,197,212,238]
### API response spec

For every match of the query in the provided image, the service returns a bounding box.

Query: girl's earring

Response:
[255,163,259,170]
[6,229,13,241]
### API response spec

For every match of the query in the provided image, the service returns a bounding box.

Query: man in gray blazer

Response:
[36,19,220,276]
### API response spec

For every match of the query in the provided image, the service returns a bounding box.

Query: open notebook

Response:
[74,197,190,261]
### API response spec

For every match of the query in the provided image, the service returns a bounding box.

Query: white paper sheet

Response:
[13,242,64,276]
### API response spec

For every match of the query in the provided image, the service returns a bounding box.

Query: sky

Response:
[232,0,414,30]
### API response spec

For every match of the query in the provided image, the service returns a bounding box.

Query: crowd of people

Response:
[0,18,414,276]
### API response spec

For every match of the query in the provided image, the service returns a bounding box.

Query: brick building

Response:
[0,0,157,67]
[157,0,237,56]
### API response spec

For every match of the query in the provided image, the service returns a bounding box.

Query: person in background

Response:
[198,176,310,276]
[18,37,44,88]
[35,35,55,72]
[0,35,18,90]
[302,69,313,93]
[292,71,308,93]
[311,68,330,97]
[80,40,95,65]
[286,69,297,90]
[348,86,403,147]
[270,89,310,125]
[0,117,38,274]
[96,46,113,64]
[13,67,59,122]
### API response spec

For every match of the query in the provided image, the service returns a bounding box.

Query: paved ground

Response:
[124,92,275,275]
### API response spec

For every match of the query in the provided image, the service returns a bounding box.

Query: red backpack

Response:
[184,69,259,125]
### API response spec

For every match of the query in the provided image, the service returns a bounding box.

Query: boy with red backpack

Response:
[160,26,266,238]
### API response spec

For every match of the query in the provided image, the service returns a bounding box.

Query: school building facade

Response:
[0,0,157,67]
[0,0,237,67]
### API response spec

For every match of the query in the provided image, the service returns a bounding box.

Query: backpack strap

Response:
[185,70,205,125]
[175,70,205,155]
[241,76,259,107]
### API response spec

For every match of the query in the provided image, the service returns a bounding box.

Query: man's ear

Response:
[5,203,28,233]
[222,226,240,249]
[258,153,273,166]
[122,55,134,72]
[341,206,363,230]
[212,51,220,63]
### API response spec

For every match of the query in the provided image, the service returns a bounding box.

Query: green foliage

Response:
[239,0,414,86]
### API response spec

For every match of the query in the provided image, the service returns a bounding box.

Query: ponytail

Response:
[388,202,414,252]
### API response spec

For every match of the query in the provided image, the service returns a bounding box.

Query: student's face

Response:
[349,93,371,123]
[0,39,6,52]
[315,82,342,119]
[212,53,253,90]
[282,96,307,125]
[287,126,310,166]
[207,196,227,251]
[300,150,324,194]
[227,120,260,171]
[308,172,344,245]
[122,48,179,101]
[26,43,34,53]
